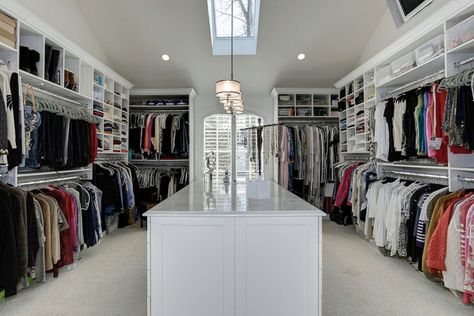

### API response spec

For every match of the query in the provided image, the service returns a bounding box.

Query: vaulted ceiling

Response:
[74,0,387,94]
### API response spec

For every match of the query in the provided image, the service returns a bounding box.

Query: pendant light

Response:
[216,0,243,113]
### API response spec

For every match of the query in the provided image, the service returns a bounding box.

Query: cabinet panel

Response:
[235,217,320,316]
[150,217,235,316]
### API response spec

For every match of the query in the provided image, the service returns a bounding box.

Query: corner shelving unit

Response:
[334,2,474,193]
[338,69,375,156]
[0,3,133,186]
[271,88,339,121]
[129,88,196,182]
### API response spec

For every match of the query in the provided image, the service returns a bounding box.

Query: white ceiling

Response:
[74,0,387,94]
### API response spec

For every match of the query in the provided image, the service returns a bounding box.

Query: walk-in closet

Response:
[0,0,474,315]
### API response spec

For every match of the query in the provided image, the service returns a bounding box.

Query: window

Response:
[207,0,261,55]
[387,0,432,27]
[203,114,262,181]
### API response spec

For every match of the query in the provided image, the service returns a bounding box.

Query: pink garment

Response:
[334,163,360,207]
[142,115,154,153]
[426,90,436,158]
[463,205,474,304]
[278,126,289,189]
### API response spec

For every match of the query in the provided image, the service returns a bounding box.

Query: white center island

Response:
[145,180,325,316]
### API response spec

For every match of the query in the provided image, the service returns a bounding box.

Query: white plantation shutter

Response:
[204,114,262,180]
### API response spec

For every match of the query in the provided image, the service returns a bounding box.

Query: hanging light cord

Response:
[231,0,234,80]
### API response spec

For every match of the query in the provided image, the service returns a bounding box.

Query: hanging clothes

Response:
[129,112,189,160]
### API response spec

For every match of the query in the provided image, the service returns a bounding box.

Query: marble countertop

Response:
[144,180,325,217]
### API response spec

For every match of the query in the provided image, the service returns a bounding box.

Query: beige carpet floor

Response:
[1,220,473,315]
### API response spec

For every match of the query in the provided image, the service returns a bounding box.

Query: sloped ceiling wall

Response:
[16,0,111,66]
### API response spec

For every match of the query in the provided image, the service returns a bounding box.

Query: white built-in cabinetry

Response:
[334,1,474,191]
[0,1,133,186]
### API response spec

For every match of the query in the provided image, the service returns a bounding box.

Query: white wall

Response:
[15,0,110,65]
[192,93,274,180]
[357,0,449,65]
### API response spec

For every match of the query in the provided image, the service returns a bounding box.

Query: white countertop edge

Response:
[144,211,326,217]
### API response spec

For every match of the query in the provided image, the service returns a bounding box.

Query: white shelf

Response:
[447,38,474,54]
[19,70,92,103]
[0,40,17,53]
[451,167,474,172]
[378,162,448,170]
[377,53,445,89]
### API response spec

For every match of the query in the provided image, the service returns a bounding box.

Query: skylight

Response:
[208,0,261,55]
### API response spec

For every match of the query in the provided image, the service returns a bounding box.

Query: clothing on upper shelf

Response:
[135,166,188,203]
[0,181,103,298]
[0,67,23,170]
[364,177,474,305]
[278,124,339,207]
[129,113,189,160]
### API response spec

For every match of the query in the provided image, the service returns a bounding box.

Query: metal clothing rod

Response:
[383,70,445,98]
[22,83,81,105]
[383,170,448,180]
[130,109,188,113]
[17,167,91,178]
[455,56,474,68]
[240,123,282,131]
[18,175,82,187]
[458,176,474,183]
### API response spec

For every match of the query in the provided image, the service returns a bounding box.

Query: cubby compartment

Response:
[80,62,93,97]
[105,75,114,92]
[376,64,392,85]
[446,14,474,51]
[313,94,328,106]
[104,89,114,107]
[94,69,105,87]
[278,94,294,106]
[295,107,312,117]
[414,34,444,65]
[64,50,80,92]
[19,24,44,78]
[313,107,329,117]
[44,37,64,86]
[278,107,295,117]
[391,52,416,77]
[295,94,311,105]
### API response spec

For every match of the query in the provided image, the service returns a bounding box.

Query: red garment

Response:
[426,194,472,271]
[142,115,154,153]
[433,86,448,164]
[89,124,98,162]
[334,163,360,207]
[44,188,74,266]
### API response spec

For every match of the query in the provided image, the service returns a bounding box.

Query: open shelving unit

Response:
[129,88,196,182]
[338,69,375,155]
[0,3,133,186]
[271,88,339,121]
[334,2,474,192]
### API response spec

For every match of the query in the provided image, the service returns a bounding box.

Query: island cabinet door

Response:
[149,216,235,316]
[234,216,321,316]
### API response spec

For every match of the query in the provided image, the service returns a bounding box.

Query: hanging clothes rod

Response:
[454,56,474,68]
[17,167,91,178]
[383,70,445,98]
[240,123,282,131]
[22,83,82,105]
[130,109,188,113]
[458,175,474,183]
[18,175,83,187]
[383,170,448,180]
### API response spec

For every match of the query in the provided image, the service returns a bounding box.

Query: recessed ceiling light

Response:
[297,53,306,60]
[162,54,170,61]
